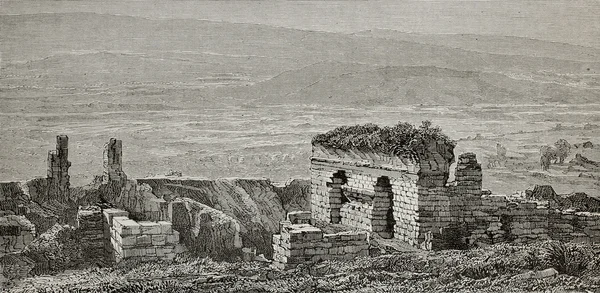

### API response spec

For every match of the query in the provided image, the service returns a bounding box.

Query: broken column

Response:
[454,153,482,196]
[46,135,71,202]
[103,138,126,183]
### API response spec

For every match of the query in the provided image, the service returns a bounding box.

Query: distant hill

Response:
[220,62,600,106]
[353,29,600,63]
[1,12,599,107]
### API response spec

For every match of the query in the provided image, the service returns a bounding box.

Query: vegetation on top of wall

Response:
[311,121,456,156]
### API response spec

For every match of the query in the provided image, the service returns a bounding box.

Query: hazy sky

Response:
[2,0,599,48]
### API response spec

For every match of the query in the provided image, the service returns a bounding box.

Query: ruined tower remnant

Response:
[453,153,483,196]
[47,135,71,201]
[103,138,126,183]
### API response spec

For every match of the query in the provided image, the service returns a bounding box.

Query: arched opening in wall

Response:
[375,176,395,238]
[332,170,350,204]
[376,176,391,188]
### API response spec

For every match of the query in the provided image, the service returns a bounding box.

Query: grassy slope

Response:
[5,242,600,292]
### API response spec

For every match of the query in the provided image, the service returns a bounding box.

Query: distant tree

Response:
[540,145,558,171]
[496,143,507,159]
[165,169,183,177]
[420,120,433,130]
[488,143,508,168]
[540,154,551,171]
[554,139,571,164]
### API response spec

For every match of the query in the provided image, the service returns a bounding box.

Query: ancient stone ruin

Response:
[272,123,600,268]
[1,136,185,272]
[0,215,35,255]
[1,124,600,276]
[272,211,369,269]
[46,135,71,202]
[103,138,126,183]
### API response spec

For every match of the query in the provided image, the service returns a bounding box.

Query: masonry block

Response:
[138,221,162,235]
[103,209,129,227]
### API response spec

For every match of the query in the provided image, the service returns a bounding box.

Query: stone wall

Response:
[272,212,369,270]
[311,162,398,239]
[311,145,600,250]
[103,208,180,263]
[447,196,549,247]
[390,175,422,246]
[77,206,105,265]
[0,216,35,256]
[310,144,450,245]
[548,210,600,244]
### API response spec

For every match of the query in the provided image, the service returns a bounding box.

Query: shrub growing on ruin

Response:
[541,242,595,276]
[311,121,455,156]
[460,262,498,280]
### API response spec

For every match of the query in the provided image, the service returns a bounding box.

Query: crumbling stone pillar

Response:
[103,138,126,183]
[310,169,345,224]
[46,135,71,202]
[327,171,345,224]
[454,153,482,196]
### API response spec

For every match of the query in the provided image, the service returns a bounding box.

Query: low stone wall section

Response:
[272,212,369,270]
[103,208,180,263]
[391,176,420,246]
[77,206,105,265]
[549,210,600,244]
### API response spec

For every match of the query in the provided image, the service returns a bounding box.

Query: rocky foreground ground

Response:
[3,241,600,293]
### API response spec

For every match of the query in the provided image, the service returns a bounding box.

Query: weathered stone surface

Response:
[46,135,71,203]
[272,215,369,270]
[22,223,82,275]
[103,138,126,183]
[136,178,306,258]
[0,215,36,256]
[105,208,180,263]
[0,253,35,280]
[310,144,600,251]
[76,206,105,265]
[170,198,242,260]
